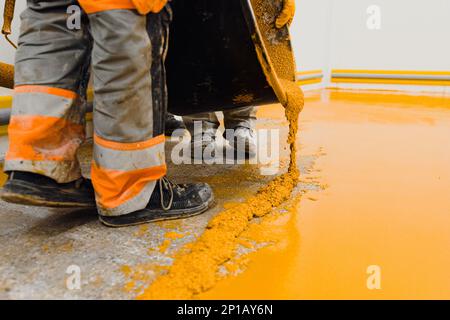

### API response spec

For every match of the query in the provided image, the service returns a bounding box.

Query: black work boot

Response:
[99,177,215,227]
[0,171,96,208]
[165,113,186,136]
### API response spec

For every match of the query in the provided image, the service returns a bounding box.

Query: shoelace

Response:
[159,177,175,211]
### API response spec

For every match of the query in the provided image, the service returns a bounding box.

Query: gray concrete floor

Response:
[0,116,320,299]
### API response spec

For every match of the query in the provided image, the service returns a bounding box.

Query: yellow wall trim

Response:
[331,78,450,86]
[0,96,13,109]
[297,70,323,76]
[298,78,323,86]
[331,69,450,86]
[297,70,323,86]
[332,69,450,76]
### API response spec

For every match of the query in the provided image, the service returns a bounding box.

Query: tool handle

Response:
[2,0,16,35]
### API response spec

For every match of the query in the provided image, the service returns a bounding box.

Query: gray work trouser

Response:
[183,106,257,136]
[5,0,171,216]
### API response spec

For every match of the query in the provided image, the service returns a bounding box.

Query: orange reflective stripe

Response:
[6,115,85,162]
[14,85,77,100]
[94,134,165,151]
[92,162,167,209]
[78,0,136,14]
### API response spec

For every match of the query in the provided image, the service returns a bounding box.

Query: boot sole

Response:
[0,191,95,208]
[0,180,96,208]
[99,195,215,228]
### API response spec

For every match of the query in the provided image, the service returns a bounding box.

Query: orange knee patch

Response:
[6,115,85,162]
[91,162,167,209]
[92,134,167,209]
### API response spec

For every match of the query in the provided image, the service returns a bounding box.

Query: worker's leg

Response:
[184,112,220,134]
[183,107,257,159]
[183,112,221,159]
[223,106,257,130]
[1,0,95,207]
[83,7,163,217]
[223,106,257,156]
[81,3,214,223]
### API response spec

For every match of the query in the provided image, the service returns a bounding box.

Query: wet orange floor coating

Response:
[200,89,450,299]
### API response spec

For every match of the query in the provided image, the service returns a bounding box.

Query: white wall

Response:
[291,0,333,73]
[289,0,450,90]
[329,0,450,71]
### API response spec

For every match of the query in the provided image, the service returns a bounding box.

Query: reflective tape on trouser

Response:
[92,134,166,217]
[5,86,86,183]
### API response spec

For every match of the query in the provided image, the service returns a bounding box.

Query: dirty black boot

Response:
[99,177,215,227]
[0,171,96,208]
